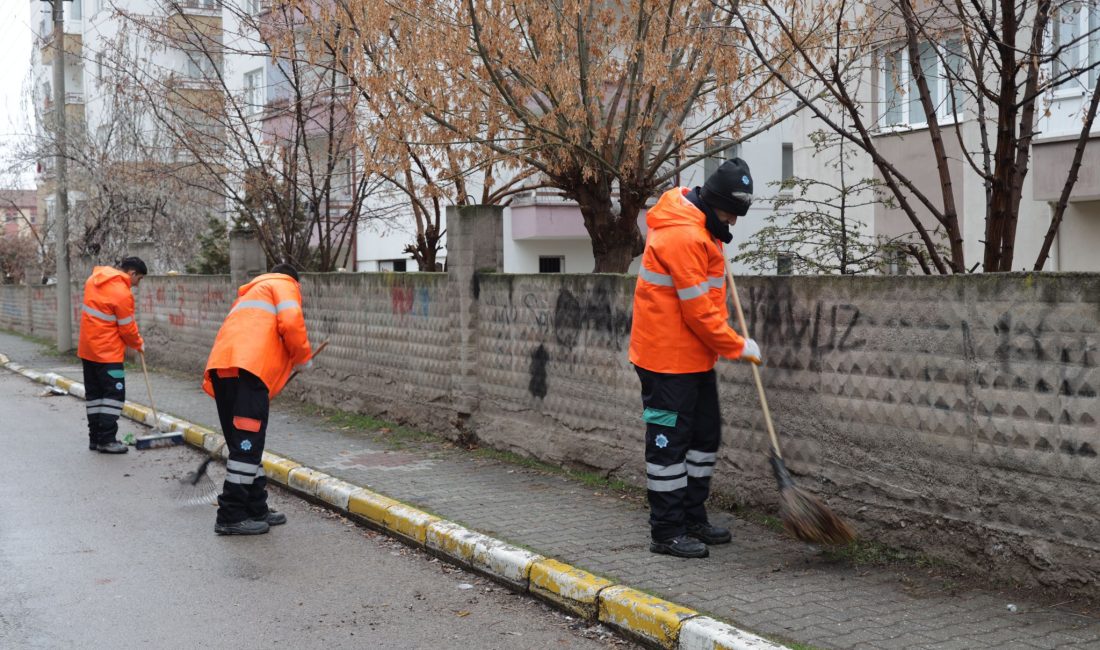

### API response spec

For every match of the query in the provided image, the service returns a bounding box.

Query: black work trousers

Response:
[82,359,126,447]
[635,365,722,541]
[210,369,271,525]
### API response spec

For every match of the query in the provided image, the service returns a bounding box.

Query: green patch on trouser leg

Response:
[107,369,126,379]
[642,408,678,427]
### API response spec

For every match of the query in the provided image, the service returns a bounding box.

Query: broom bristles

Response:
[779,485,856,545]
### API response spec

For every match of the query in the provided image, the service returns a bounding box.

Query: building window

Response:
[381,259,407,272]
[781,143,794,182]
[70,0,82,20]
[879,40,964,128]
[538,256,564,273]
[704,138,740,179]
[776,254,793,276]
[1052,2,1100,90]
[244,69,264,114]
[887,250,908,275]
[246,0,265,15]
[186,53,219,80]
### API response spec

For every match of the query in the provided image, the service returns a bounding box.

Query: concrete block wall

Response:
[31,286,62,344]
[291,271,454,435]
[0,286,29,332]
[4,269,1098,593]
[0,283,78,345]
[135,275,235,374]
[473,273,1100,593]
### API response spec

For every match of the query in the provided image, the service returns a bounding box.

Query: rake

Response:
[176,340,329,505]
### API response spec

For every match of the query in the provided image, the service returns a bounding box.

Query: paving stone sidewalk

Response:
[4,330,1099,650]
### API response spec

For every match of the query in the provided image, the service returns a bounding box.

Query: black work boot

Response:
[650,534,709,558]
[215,519,270,536]
[95,441,129,454]
[252,510,287,526]
[686,521,732,545]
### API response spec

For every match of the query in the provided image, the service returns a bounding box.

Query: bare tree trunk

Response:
[984,2,1020,273]
[572,183,644,273]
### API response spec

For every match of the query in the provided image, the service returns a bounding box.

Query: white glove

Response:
[294,359,314,372]
[739,338,762,365]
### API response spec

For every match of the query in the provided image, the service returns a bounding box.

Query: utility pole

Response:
[47,0,73,352]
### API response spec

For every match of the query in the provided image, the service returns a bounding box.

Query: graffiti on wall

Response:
[744,284,866,368]
[390,285,432,319]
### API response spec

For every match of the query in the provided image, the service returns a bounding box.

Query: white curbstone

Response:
[287,466,331,496]
[204,434,227,456]
[678,617,787,650]
[314,477,358,510]
[426,521,543,589]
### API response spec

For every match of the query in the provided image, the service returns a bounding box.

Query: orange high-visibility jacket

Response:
[77,266,144,364]
[203,273,312,399]
[629,187,747,374]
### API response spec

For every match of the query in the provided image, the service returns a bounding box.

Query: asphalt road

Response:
[0,371,634,649]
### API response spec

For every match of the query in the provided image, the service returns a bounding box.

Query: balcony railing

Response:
[168,0,220,14]
[42,92,84,113]
[510,189,577,207]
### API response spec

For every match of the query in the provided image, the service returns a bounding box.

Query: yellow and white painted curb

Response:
[0,353,788,650]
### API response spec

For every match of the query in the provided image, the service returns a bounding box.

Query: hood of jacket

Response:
[237,272,297,297]
[89,266,131,289]
[645,187,707,232]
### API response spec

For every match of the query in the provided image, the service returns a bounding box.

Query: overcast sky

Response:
[1,1,37,188]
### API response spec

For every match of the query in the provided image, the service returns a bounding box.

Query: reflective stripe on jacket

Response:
[629,187,747,374]
[203,273,312,399]
[77,266,144,364]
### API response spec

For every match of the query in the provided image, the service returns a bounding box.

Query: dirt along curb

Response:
[0,352,788,650]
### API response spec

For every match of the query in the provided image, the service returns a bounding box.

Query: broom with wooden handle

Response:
[134,351,184,449]
[723,262,855,545]
[176,340,329,505]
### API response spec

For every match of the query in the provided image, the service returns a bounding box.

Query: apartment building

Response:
[788,0,1100,274]
[26,2,840,277]
[29,0,86,240]
[30,0,228,271]
[1,190,39,239]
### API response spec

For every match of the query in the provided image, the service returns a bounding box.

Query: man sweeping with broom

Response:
[629,158,762,559]
[203,263,313,536]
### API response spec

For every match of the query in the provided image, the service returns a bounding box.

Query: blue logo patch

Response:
[741,175,751,186]
[655,434,669,449]
[115,382,124,390]
[241,439,252,451]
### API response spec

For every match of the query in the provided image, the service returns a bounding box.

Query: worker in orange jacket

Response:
[629,158,762,559]
[77,257,147,454]
[204,263,313,535]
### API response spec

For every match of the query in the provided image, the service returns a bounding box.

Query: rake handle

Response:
[209,338,329,458]
[287,339,329,385]
[188,338,332,485]
[138,351,161,431]
[724,261,783,460]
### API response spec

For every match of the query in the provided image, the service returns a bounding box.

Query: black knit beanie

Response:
[700,157,754,216]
